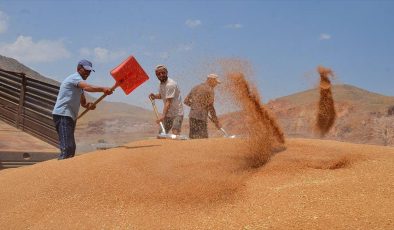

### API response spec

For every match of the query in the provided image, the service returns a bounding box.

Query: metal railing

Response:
[0,68,59,147]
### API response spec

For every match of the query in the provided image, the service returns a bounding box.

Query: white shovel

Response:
[208,114,236,138]
[219,127,236,139]
[149,97,188,140]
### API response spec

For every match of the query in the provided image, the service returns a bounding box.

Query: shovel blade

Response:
[110,56,149,95]
[219,128,236,138]
[157,133,189,140]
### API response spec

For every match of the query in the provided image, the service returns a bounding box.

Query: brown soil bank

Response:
[0,138,393,229]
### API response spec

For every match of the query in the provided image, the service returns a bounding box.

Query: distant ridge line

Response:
[0,54,59,86]
[0,67,26,77]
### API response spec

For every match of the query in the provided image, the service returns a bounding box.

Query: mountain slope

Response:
[274,84,394,111]
[220,84,394,146]
[0,55,59,86]
[76,94,157,153]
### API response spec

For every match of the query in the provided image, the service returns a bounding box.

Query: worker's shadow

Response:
[115,144,161,150]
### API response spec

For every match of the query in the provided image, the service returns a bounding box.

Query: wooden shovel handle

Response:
[149,97,161,120]
[149,97,167,134]
[77,83,119,120]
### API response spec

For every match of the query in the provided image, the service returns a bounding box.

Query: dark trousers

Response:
[53,115,76,160]
[189,118,208,139]
[162,115,183,134]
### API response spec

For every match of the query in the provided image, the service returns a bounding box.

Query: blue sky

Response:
[0,0,393,111]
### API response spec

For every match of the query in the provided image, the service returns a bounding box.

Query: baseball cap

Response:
[207,73,221,83]
[78,59,95,72]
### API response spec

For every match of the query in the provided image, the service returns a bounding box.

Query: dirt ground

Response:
[0,137,393,229]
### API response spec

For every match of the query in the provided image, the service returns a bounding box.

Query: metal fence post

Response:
[16,73,26,129]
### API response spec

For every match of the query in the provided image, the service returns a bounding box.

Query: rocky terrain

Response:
[220,84,394,146]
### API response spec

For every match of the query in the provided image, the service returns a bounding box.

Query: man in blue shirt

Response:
[52,59,113,159]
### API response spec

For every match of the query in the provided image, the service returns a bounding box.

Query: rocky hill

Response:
[75,95,157,153]
[0,55,59,85]
[220,84,394,146]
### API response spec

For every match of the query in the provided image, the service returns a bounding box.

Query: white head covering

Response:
[207,73,221,83]
[155,64,167,71]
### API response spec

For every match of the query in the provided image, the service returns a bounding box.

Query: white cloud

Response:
[0,35,71,63]
[159,52,169,59]
[79,47,126,63]
[0,11,9,33]
[93,47,112,62]
[140,34,156,42]
[320,33,331,40]
[177,43,193,52]
[185,19,202,28]
[142,51,152,57]
[79,47,91,57]
[147,35,156,41]
[225,23,243,29]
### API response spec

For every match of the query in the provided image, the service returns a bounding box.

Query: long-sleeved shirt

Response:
[184,82,218,123]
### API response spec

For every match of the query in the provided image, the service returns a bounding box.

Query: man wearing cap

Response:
[149,65,184,135]
[184,74,222,139]
[52,59,113,160]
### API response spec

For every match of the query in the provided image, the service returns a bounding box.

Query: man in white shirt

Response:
[149,65,184,135]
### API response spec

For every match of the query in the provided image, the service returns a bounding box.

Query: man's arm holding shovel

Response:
[78,81,114,94]
[208,106,235,138]
[149,92,172,124]
[184,92,192,107]
[208,104,221,129]
[157,98,172,123]
[77,81,115,118]
[149,93,161,100]
[80,93,96,110]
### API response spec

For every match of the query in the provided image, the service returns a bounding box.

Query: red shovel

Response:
[77,56,149,119]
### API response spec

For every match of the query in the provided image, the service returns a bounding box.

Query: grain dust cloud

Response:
[316,66,336,137]
[217,59,285,168]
